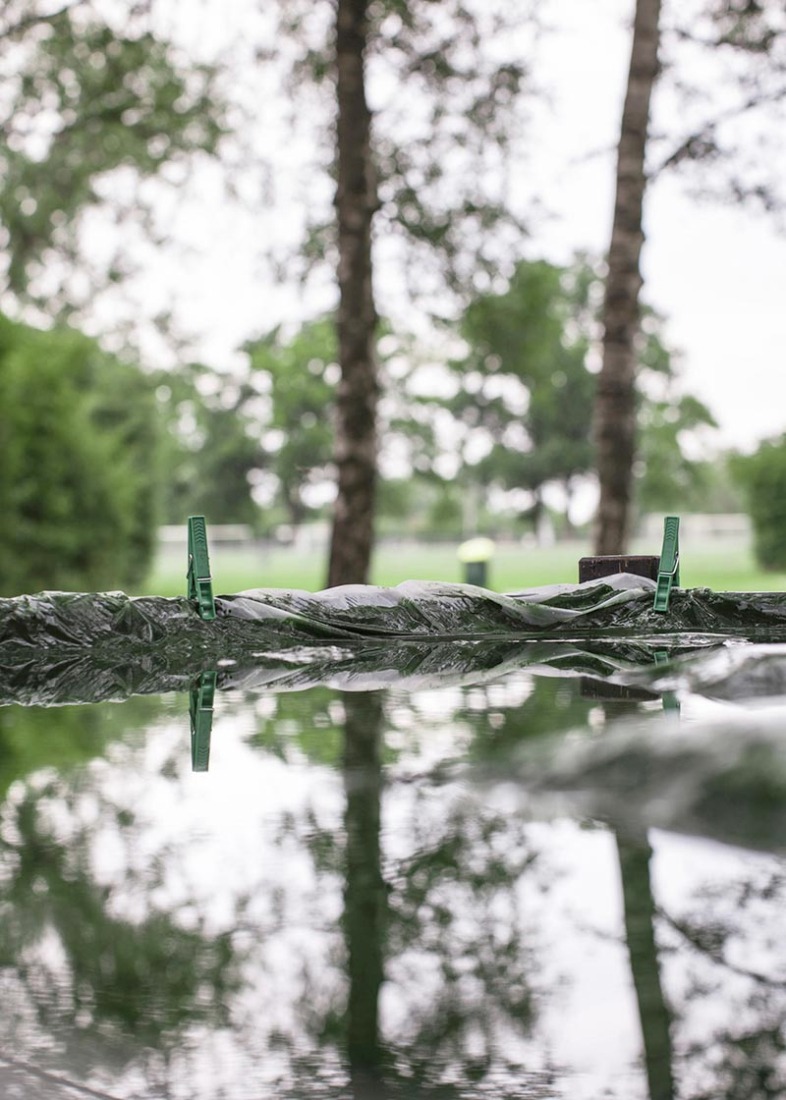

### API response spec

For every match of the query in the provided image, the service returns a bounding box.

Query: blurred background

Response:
[0,0,784,598]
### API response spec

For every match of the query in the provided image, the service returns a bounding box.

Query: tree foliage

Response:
[247,320,337,528]
[732,436,786,570]
[436,257,716,533]
[272,0,536,312]
[441,259,596,527]
[155,362,265,529]
[0,314,162,596]
[659,0,786,214]
[0,0,227,318]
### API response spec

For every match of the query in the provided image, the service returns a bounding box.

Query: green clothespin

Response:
[187,515,216,621]
[653,515,680,614]
[189,670,217,772]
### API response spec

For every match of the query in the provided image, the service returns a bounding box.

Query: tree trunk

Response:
[593,0,662,555]
[327,0,379,588]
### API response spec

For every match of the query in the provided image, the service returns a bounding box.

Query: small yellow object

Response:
[457,537,495,564]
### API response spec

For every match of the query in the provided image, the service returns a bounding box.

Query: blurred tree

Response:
[0,0,226,320]
[156,322,336,531]
[450,258,596,533]
[731,436,786,570]
[155,361,266,528]
[436,257,716,535]
[159,317,436,535]
[0,313,162,595]
[594,0,786,554]
[327,0,379,587]
[632,309,719,516]
[594,0,663,556]
[246,319,338,529]
[270,0,536,584]
[635,394,718,513]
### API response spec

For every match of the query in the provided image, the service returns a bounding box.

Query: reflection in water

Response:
[617,832,675,1100]
[0,668,784,1096]
[189,669,217,771]
[342,691,387,1095]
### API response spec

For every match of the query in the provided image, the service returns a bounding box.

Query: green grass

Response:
[135,537,786,597]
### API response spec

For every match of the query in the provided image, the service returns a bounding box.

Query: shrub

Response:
[732,437,786,571]
[0,315,161,595]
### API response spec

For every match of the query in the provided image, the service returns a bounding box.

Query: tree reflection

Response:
[594,693,786,1100]
[0,700,245,1093]
[2,671,786,1097]
[616,830,675,1100]
[661,864,786,1099]
[341,690,389,1096]
[339,688,547,1097]
[0,778,241,1061]
[465,676,596,762]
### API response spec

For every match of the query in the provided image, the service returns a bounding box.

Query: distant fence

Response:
[158,524,256,549]
[157,515,753,557]
[156,523,331,557]
[639,513,751,542]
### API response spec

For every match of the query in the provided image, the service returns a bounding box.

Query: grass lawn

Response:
[136,536,786,597]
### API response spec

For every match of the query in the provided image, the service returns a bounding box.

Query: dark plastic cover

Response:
[2,576,786,707]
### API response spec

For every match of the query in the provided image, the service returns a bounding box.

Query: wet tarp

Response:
[3,575,786,658]
[2,572,786,707]
[0,635,674,707]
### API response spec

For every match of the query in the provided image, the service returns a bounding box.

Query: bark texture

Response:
[327,0,379,587]
[593,0,662,555]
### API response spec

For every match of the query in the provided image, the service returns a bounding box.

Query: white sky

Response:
[122,0,785,455]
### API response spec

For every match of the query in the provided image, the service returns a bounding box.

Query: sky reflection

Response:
[0,666,784,1098]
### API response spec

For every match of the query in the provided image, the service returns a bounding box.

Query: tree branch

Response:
[653,83,786,174]
[659,907,786,989]
[0,1,86,42]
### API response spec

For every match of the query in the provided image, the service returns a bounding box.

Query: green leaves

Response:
[439,258,596,521]
[732,436,786,570]
[0,314,162,595]
[0,2,227,312]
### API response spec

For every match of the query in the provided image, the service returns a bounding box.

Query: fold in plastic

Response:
[3,576,786,707]
[4,576,786,655]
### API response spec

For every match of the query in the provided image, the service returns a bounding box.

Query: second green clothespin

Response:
[653,515,680,614]
[187,515,216,621]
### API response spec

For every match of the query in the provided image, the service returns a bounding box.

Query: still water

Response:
[1,651,785,1099]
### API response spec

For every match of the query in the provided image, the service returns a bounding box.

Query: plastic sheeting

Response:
[2,572,786,706]
[3,575,786,657]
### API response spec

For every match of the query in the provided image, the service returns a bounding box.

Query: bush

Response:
[732,437,786,571]
[0,315,162,595]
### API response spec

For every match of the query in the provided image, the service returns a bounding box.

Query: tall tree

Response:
[328,0,379,587]
[270,0,535,584]
[593,0,663,555]
[593,0,786,554]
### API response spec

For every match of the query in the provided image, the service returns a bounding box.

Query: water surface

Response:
[0,654,785,1099]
